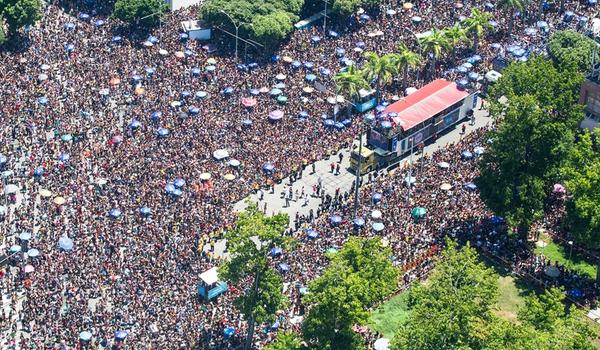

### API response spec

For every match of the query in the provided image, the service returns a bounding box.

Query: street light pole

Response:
[323,0,328,32]
[407,137,414,203]
[353,121,364,219]
[568,241,573,268]
[220,10,240,62]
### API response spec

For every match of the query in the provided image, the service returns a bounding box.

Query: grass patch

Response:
[534,239,597,279]
[494,275,533,322]
[369,292,411,338]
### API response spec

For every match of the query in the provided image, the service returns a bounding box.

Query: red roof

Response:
[384,79,469,131]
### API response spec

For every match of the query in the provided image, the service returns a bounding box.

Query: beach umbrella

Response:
[94,19,105,27]
[553,183,566,194]
[563,11,574,22]
[223,327,235,337]
[491,215,504,225]
[58,237,74,251]
[524,27,537,36]
[64,22,76,31]
[165,183,176,193]
[157,128,170,137]
[64,43,75,53]
[456,79,469,89]
[39,189,52,198]
[512,48,527,57]
[5,184,18,194]
[9,245,21,253]
[242,119,253,127]
[129,120,141,129]
[79,331,93,341]
[320,68,331,76]
[249,89,260,96]
[111,36,122,44]
[411,207,427,219]
[58,153,70,162]
[223,87,234,95]
[330,215,342,225]
[248,62,259,69]
[139,207,152,216]
[411,16,422,23]
[23,264,34,273]
[491,43,502,50]
[282,56,293,63]
[404,175,416,185]
[464,182,478,191]
[269,88,282,96]
[355,41,366,49]
[37,96,49,105]
[237,64,248,71]
[298,111,309,119]
[53,196,66,205]
[34,167,44,177]
[387,9,397,15]
[276,96,288,104]
[334,122,345,130]
[144,67,156,76]
[302,86,314,94]
[381,120,393,129]
[374,338,390,350]
[275,73,286,81]
[372,222,385,232]
[440,183,453,191]
[242,97,257,108]
[174,178,186,188]
[484,2,494,10]
[328,30,339,38]
[569,288,583,298]
[262,163,275,173]
[461,150,474,159]
[179,33,189,41]
[114,331,127,340]
[311,35,321,43]
[61,134,73,142]
[213,149,229,160]
[278,263,290,272]
[305,228,318,239]
[79,13,90,21]
[589,0,598,5]
[536,20,548,28]
[228,159,241,167]
[188,106,200,115]
[0,154,7,166]
[360,14,371,21]
[275,82,286,89]
[223,173,236,181]
[403,2,413,9]
[456,66,468,74]
[271,54,280,62]
[335,47,345,57]
[270,247,283,257]
[40,64,50,71]
[111,135,123,144]
[304,62,314,70]
[205,65,216,72]
[196,91,208,100]
[353,217,365,227]
[269,110,284,121]
[371,210,382,219]
[27,248,40,258]
[109,208,122,219]
[324,119,335,127]
[468,72,479,81]
[473,146,485,155]
[291,61,302,69]
[305,74,317,82]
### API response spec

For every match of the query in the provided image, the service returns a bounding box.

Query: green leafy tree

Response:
[390,240,499,350]
[112,0,167,27]
[361,52,397,100]
[265,331,304,350]
[560,130,600,280]
[0,0,42,35]
[331,0,362,17]
[303,237,398,350]
[478,57,584,234]
[497,0,527,37]
[333,64,370,118]
[548,30,599,73]
[460,8,493,52]
[392,43,422,93]
[442,24,469,63]
[0,20,5,45]
[220,203,291,350]
[251,11,294,50]
[418,27,450,80]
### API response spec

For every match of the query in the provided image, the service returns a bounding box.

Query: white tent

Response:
[199,267,219,286]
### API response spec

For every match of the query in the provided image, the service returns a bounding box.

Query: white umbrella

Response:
[437,162,450,169]
[374,338,390,350]
[213,149,230,160]
[371,210,382,219]
[159,49,169,56]
[440,183,452,190]
[4,184,18,194]
[404,176,416,185]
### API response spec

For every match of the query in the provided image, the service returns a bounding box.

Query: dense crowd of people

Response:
[0,0,597,348]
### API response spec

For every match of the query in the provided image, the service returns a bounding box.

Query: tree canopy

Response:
[0,0,42,35]
[220,203,291,350]
[112,0,168,27]
[548,30,599,73]
[560,130,600,250]
[199,0,302,50]
[302,237,398,350]
[477,57,584,232]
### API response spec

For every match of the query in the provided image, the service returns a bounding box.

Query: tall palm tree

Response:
[418,28,450,80]
[497,0,528,37]
[361,52,397,100]
[442,24,469,63]
[461,8,493,52]
[392,43,422,93]
[333,64,370,117]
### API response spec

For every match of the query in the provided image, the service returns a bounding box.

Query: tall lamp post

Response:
[353,117,372,219]
[220,10,241,62]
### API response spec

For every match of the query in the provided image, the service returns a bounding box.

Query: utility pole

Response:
[407,137,414,203]
[353,121,364,219]
[323,0,328,32]
[220,10,240,62]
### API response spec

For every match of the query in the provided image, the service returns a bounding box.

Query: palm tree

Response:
[497,0,527,37]
[461,8,493,52]
[361,52,397,100]
[442,24,469,63]
[392,43,422,93]
[418,28,450,80]
[333,64,370,118]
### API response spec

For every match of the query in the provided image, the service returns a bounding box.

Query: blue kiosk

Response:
[197,267,228,300]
